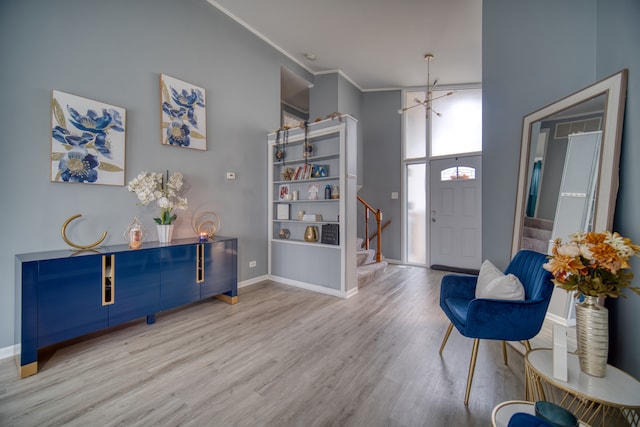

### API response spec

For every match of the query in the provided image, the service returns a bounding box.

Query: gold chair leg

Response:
[502,341,508,365]
[464,338,480,405]
[524,340,532,352]
[439,323,454,354]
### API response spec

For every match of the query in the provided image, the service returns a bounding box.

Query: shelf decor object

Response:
[304,225,318,242]
[157,224,174,244]
[543,231,640,377]
[160,74,206,150]
[277,204,290,220]
[127,170,189,243]
[61,214,107,250]
[321,224,339,245]
[50,90,126,186]
[575,296,609,377]
[123,216,144,249]
[279,228,290,239]
[267,115,357,298]
[191,211,221,239]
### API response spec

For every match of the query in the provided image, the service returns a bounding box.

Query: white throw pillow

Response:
[475,260,525,300]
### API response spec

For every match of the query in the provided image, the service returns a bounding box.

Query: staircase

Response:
[357,239,388,288]
[356,195,388,288]
[522,216,554,254]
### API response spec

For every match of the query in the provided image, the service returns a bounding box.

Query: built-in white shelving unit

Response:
[267,115,357,297]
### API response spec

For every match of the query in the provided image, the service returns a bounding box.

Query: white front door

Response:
[429,155,482,270]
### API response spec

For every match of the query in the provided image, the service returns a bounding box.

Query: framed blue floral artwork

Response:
[160,74,206,150]
[50,90,126,186]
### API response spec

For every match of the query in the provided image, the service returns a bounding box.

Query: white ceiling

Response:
[206,0,482,91]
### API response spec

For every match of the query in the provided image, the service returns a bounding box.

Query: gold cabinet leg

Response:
[215,294,238,305]
[502,340,508,365]
[464,338,480,405]
[439,323,454,354]
[18,361,38,378]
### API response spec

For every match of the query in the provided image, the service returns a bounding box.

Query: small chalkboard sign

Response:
[321,224,339,245]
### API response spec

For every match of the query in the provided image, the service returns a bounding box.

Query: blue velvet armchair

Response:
[439,250,554,405]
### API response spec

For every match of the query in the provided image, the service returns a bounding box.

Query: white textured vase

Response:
[157,224,174,244]
[575,295,608,377]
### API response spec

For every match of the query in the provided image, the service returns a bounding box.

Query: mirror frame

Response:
[512,70,628,256]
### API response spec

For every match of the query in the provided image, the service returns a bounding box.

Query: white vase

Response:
[157,224,174,244]
[575,295,608,377]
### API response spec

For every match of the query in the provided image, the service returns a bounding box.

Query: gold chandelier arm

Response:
[431,91,454,101]
[398,102,426,114]
[61,214,107,250]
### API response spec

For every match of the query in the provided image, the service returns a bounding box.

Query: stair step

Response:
[522,236,550,254]
[523,226,552,241]
[357,249,376,266]
[523,216,554,231]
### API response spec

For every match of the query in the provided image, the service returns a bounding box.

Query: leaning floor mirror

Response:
[512,69,628,328]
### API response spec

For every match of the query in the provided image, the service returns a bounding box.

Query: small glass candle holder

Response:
[198,232,209,242]
[124,217,145,249]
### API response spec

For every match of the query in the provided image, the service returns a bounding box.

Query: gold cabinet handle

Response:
[102,255,115,306]
[196,244,205,283]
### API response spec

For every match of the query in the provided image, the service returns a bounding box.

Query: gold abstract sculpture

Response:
[61,214,107,250]
[191,211,221,238]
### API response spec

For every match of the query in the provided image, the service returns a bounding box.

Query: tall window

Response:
[406,162,426,264]
[402,87,482,265]
[431,88,482,156]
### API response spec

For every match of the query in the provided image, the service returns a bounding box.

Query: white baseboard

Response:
[0,344,16,361]
[239,275,269,288]
[268,275,351,298]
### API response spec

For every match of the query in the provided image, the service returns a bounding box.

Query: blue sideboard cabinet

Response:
[15,236,237,378]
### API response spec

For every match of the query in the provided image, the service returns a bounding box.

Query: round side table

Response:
[525,348,640,427]
[492,400,535,427]
[491,400,588,427]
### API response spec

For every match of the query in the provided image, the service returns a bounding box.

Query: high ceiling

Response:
[206,0,482,91]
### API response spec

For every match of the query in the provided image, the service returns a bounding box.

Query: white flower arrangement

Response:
[127,170,188,224]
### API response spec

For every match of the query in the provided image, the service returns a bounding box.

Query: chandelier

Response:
[398,53,453,119]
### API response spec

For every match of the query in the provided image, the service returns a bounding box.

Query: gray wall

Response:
[0,0,310,350]
[482,0,597,269]
[483,0,640,377]
[309,73,363,176]
[360,91,402,260]
[338,75,364,188]
[596,0,640,377]
[309,73,339,120]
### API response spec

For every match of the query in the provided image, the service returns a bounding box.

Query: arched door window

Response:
[440,166,476,181]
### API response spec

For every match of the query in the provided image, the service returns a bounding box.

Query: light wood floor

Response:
[0,265,526,426]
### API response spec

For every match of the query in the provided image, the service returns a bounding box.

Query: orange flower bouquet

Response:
[543,231,640,298]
